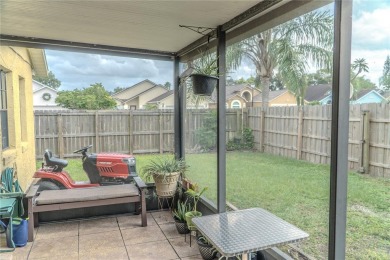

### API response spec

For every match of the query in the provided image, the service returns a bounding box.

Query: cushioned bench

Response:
[26,177,147,242]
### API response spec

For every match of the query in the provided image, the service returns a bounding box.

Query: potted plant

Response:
[184,185,208,229]
[190,74,218,96]
[197,235,218,260]
[142,157,187,198]
[172,200,191,234]
[188,50,219,96]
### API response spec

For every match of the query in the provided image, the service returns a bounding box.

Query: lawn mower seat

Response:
[44,149,68,172]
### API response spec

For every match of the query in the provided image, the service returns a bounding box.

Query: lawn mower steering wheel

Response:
[73,145,93,154]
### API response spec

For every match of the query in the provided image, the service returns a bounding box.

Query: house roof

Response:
[305,84,332,102]
[0,1,327,60]
[210,84,254,102]
[382,91,390,99]
[111,79,158,97]
[148,90,174,103]
[28,49,48,77]
[352,89,385,102]
[253,89,288,102]
[32,80,57,93]
[121,84,167,103]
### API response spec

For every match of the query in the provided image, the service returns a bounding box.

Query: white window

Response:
[231,100,241,109]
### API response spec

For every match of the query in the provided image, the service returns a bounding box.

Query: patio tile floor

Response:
[0,211,206,259]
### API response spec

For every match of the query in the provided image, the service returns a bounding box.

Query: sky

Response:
[45,1,390,92]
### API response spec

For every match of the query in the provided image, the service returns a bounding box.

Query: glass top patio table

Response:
[192,207,309,257]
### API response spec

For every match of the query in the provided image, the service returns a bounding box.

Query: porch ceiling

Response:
[1,0,279,55]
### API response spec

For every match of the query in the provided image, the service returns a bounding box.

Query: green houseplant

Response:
[142,157,187,198]
[184,185,208,230]
[172,200,191,234]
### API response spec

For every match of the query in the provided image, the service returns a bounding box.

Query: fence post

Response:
[159,111,163,154]
[297,107,304,160]
[57,114,64,158]
[259,110,265,152]
[95,111,99,153]
[237,110,240,134]
[129,111,133,154]
[359,110,370,174]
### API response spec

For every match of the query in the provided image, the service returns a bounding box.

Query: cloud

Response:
[46,50,173,91]
[352,7,390,49]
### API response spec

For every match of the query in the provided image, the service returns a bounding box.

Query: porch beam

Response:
[179,0,330,62]
[328,0,353,259]
[217,25,226,213]
[177,0,284,58]
[0,34,174,61]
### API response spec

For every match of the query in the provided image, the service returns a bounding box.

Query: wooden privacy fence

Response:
[35,110,175,158]
[248,103,390,178]
[34,109,245,158]
[35,103,390,177]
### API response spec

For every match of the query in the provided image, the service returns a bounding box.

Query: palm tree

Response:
[351,58,369,81]
[241,10,333,108]
[350,58,369,98]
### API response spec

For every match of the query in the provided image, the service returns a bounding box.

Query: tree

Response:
[56,83,117,110]
[352,75,376,92]
[33,71,61,89]
[112,86,126,94]
[351,58,369,81]
[379,55,390,90]
[307,69,332,85]
[241,10,333,108]
[164,82,171,90]
[350,58,370,97]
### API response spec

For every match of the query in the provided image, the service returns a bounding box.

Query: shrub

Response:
[195,111,217,151]
[227,128,254,151]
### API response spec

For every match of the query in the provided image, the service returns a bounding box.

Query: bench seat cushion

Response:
[36,184,139,205]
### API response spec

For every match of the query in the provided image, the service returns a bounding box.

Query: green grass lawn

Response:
[37,152,390,259]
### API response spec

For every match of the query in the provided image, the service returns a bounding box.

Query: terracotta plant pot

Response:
[191,74,218,96]
[153,172,180,197]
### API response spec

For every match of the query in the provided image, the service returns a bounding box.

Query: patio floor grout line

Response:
[117,216,131,260]
[77,221,80,260]
[154,210,183,260]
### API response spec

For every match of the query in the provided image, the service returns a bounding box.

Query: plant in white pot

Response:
[184,185,208,230]
[142,157,187,198]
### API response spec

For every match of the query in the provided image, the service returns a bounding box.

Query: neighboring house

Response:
[252,89,297,107]
[305,84,332,104]
[33,80,66,110]
[382,91,390,102]
[0,46,48,190]
[351,89,386,104]
[209,84,261,109]
[112,80,169,110]
[146,90,174,109]
[146,90,209,109]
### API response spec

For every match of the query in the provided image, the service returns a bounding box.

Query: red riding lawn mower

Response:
[34,145,137,191]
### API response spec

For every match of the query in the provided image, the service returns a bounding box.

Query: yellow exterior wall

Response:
[270,91,297,106]
[253,91,297,107]
[0,46,36,190]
